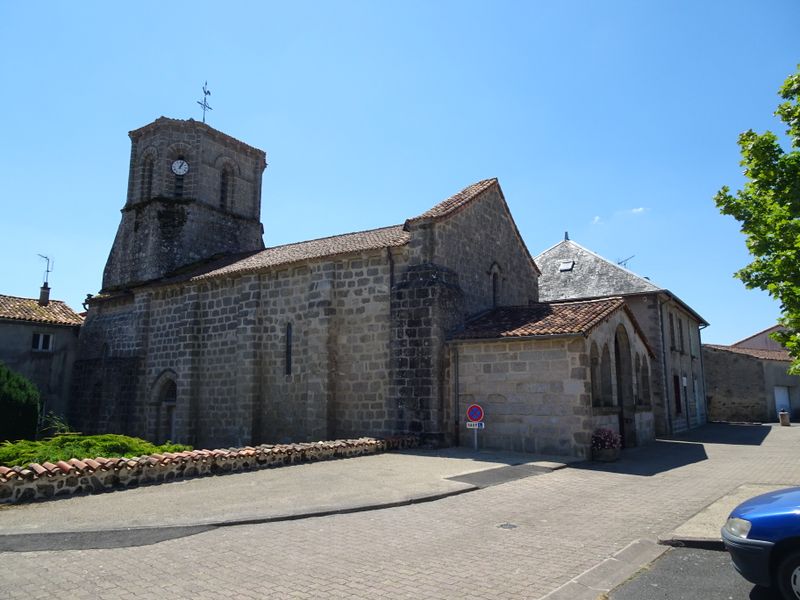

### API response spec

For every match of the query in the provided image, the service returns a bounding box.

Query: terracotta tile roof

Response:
[0,436,419,485]
[406,178,498,223]
[170,225,411,282]
[0,294,83,326]
[703,344,792,362]
[452,297,626,340]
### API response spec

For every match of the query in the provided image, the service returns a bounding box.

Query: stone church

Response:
[71,117,658,458]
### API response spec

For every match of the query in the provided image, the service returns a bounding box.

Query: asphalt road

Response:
[609,547,781,600]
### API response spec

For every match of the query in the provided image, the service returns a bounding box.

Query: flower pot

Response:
[592,447,621,462]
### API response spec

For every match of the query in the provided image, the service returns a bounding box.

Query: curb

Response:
[658,536,725,551]
[539,539,669,600]
[0,485,479,553]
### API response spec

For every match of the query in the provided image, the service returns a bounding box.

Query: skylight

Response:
[559,260,575,272]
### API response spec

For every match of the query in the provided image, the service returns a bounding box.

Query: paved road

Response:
[1,423,799,599]
[609,547,780,600]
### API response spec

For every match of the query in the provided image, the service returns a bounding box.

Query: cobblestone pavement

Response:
[2,424,799,600]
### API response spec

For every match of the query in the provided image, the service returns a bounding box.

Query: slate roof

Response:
[0,294,83,326]
[535,238,708,326]
[169,225,411,283]
[452,297,627,340]
[703,344,792,362]
[535,239,662,301]
[406,178,498,223]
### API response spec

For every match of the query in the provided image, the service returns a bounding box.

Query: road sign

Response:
[466,421,485,429]
[466,404,484,422]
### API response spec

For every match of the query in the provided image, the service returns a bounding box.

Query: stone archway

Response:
[614,325,637,448]
[151,373,178,444]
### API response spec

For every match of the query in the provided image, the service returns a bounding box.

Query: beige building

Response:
[0,287,83,420]
[704,326,799,423]
[451,297,655,457]
[535,238,709,435]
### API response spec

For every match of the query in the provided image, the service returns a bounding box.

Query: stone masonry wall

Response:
[71,293,146,436]
[704,347,770,422]
[453,337,591,458]
[85,247,399,449]
[410,185,538,317]
[587,310,655,447]
[390,263,463,444]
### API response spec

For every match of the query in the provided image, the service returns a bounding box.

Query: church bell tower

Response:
[101,117,267,292]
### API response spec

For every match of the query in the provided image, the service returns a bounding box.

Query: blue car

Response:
[722,486,800,599]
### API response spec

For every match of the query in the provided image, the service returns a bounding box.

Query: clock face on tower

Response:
[171,159,189,176]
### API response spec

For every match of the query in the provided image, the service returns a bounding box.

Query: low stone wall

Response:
[0,435,419,504]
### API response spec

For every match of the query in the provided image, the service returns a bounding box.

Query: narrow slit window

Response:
[669,313,676,350]
[285,323,293,376]
[220,168,230,210]
[141,157,154,201]
[174,174,184,198]
[492,272,499,308]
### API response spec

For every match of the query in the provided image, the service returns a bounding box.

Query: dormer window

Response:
[559,260,575,272]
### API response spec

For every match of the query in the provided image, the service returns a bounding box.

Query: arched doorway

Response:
[614,325,637,448]
[155,377,177,444]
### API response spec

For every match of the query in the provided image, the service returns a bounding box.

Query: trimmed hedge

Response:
[0,433,192,467]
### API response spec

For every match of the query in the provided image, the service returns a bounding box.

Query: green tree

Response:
[0,361,40,441]
[715,65,800,373]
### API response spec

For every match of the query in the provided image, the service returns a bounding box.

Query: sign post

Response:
[466,404,484,450]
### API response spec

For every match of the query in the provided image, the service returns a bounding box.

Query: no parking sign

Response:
[466,404,485,447]
[466,404,484,422]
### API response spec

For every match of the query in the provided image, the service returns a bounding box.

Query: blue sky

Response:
[1,1,798,344]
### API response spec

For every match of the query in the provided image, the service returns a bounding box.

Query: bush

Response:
[0,361,40,442]
[0,433,192,467]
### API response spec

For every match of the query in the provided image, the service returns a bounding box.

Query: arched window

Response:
[158,379,177,443]
[220,167,232,210]
[642,360,652,405]
[174,156,185,198]
[635,354,642,405]
[600,344,613,407]
[140,156,154,202]
[614,325,634,409]
[488,262,502,308]
[590,342,602,407]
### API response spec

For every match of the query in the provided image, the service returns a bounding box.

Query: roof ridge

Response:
[264,223,405,252]
[0,292,70,304]
[537,238,664,290]
[406,178,498,223]
[731,324,784,347]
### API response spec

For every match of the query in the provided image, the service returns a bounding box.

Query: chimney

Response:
[38,283,50,307]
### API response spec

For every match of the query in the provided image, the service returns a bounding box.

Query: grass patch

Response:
[0,434,192,467]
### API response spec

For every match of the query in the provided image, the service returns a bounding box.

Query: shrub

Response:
[591,427,621,450]
[0,361,40,442]
[0,433,192,467]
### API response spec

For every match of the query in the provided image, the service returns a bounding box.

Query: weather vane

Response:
[197,81,212,123]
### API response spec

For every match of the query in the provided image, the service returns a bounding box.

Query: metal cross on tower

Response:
[197,81,213,123]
